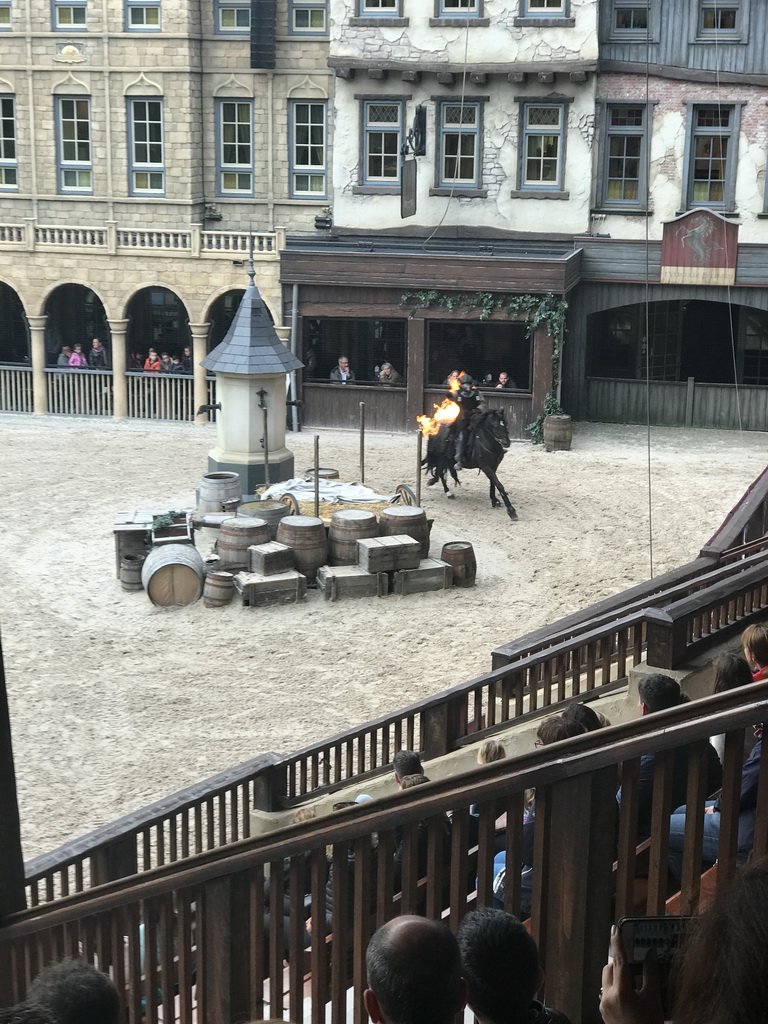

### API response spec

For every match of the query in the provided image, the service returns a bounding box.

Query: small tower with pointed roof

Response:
[201,263,303,493]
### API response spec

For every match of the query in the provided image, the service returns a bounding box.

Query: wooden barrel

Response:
[304,467,340,480]
[543,414,573,452]
[276,515,328,582]
[218,517,269,568]
[141,544,205,607]
[379,506,431,558]
[198,472,242,513]
[120,553,146,592]
[239,499,290,540]
[441,542,477,588]
[329,509,379,565]
[203,571,235,608]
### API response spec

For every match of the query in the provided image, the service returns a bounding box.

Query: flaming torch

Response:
[416,370,465,437]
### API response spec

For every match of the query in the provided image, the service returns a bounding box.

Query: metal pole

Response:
[289,283,300,433]
[359,402,365,484]
[258,388,271,489]
[314,434,320,518]
[416,430,422,508]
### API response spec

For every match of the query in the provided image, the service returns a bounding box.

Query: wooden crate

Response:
[392,559,453,596]
[113,511,159,578]
[357,535,421,573]
[233,570,307,607]
[316,565,388,601]
[249,541,295,575]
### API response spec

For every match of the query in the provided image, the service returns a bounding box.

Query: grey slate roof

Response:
[201,279,304,375]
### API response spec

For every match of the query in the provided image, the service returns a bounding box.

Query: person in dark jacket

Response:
[88,338,109,369]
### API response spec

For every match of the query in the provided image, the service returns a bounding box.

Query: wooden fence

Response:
[46,368,114,417]
[0,364,33,414]
[3,684,767,1024]
[125,373,196,422]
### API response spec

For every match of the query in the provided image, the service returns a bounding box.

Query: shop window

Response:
[303,318,407,385]
[426,321,531,390]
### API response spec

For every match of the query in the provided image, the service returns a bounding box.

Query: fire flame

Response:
[417,398,460,437]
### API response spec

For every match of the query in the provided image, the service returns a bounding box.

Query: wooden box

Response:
[316,565,388,601]
[392,559,453,596]
[357,535,421,573]
[113,511,158,577]
[233,570,307,607]
[249,541,295,575]
[151,512,194,546]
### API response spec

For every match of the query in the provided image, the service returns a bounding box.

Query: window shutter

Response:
[251,0,276,68]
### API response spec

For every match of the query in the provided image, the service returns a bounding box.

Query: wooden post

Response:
[422,694,464,759]
[416,431,423,507]
[0,634,26,920]
[90,835,139,887]
[359,402,365,484]
[201,873,252,1024]
[314,435,320,518]
[406,316,425,427]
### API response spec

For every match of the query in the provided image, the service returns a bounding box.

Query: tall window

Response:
[217,100,253,195]
[0,1,11,29]
[57,97,92,192]
[363,101,402,185]
[129,98,164,195]
[599,104,648,208]
[438,101,480,188]
[687,105,734,208]
[0,96,17,189]
[612,0,648,33]
[359,0,399,15]
[216,0,250,32]
[290,101,326,198]
[125,0,160,29]
[698,0,739,34]
[521,104,564,190]
[53,0,87,28]
[290,0,327,33]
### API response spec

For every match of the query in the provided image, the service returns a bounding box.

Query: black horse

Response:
[423,408,517,520]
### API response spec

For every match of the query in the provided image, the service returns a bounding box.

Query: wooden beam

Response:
[436,72,454,86]
[335,67,355,81]
[401,70,421,83]
[507,71,527,84]
[367,68,387,81]
[0,634,26,920]
[537,71,555,84]
[469,72,487,85]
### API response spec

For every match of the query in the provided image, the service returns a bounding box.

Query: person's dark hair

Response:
[713,653,754,694]
[741,623,768,669]
[26,959,120,1024]
[672,857,768,1024]
[561,703,603,732]
[0,1005,59,1024]
[536,716,586,746]
[399,773,430,790]
[366,916,463,1024]
[637,673,682,713]
[457,908,540,1024]
[393,750,423,779]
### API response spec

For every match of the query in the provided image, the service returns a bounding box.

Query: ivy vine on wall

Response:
[399,290,568,443]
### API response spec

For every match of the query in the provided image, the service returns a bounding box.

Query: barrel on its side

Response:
[379,506,431,558]
[329,509,379,565]
[441,542,477,588]
[120,553,146,591]
[239,499,290,540]
[203,571,235,608]
[141,544,205,607]
[198,472,242,513]
[218,517,269,569]
[276,515,328,582]
[543,414,573,452]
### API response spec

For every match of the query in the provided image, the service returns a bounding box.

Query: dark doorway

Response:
[207,290,246,352]
[44,285,109,366]
[0,283,29,364]
[125,287,191,362]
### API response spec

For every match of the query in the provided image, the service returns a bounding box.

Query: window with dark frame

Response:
[426,320,531,390]
[601,104,647,206]
[363,101,402,185]
[688,105,732,207]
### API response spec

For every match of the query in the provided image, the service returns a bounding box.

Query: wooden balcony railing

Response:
[46,368,113,417]
[0,364,33,414]
[125,372,196,421]
[3,684,767,1024]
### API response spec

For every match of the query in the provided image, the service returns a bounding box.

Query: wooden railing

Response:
[0,364,33,414]
[125,372,195,421]
[46,368,113,417]
[3,685,767,1024]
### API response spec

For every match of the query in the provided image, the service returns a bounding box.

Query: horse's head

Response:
[487,409,511,449]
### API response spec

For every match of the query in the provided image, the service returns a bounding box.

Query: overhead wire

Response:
[644,3,654,578]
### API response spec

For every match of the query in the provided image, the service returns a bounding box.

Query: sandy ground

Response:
[1,412,766,861]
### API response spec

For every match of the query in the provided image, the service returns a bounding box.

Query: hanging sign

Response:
[660,209,738,285]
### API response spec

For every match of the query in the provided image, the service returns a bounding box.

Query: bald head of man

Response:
[364,915,466,1024]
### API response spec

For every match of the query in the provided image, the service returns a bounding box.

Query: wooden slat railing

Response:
[45,368,113,417]
[0,364,33,413]
[3,684,767,1024]
[125,372,195,421]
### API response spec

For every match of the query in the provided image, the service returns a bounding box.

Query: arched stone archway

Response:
[125,287,191,364]
[206,289,246,353]
[43,284,109,366]
[0,283,30,365]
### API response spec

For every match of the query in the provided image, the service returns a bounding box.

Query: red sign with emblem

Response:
[660,209,739,285]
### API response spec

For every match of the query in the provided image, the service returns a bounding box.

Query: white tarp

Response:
[261,478,396,504]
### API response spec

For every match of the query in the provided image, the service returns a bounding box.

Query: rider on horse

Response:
[450,373,486,469]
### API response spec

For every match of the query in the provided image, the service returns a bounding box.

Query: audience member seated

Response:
[56,346,73,367]
[393,749,423,787]
[392,773,451,894]
[600,857,768,1024]
[494,372,517,390]
[458,907,571,1024]
[0,1005,58,1024]
[477,739,506,765]
[377,362,401,385]
[330,355,355,383]
[561,702,606,732]
[710,651,754,763]
[617,673,721,846]
[25,958,121,1024]
[364,916,466,1024]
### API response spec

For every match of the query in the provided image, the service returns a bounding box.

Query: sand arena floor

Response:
[1,412,766,861]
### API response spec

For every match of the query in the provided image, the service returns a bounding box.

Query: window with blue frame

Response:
[363,101,402,185]
[290,100,327,198]
[57,96,92,193]
[598,103,648,208]
[128,98,164,195]
[698,0,739,34]
[125,0,160,30]
[439,0,478,15]
[438,101,480,188]
[521,103,565,190]
[525,0,565,13]
[0,1,11,29]
[216,0,250,32]
[0,96,17,189]
[52,0,87,29]
[359,0,399,16]
[217,100,253,195]
[612,0,649,33]
[290,0,327,33]
[686,105,735,208]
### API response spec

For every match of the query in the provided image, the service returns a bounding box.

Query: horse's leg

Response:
[449,464,460,488]
[486,469,517,520]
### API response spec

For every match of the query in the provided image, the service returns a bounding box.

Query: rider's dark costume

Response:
[450,374,486,468]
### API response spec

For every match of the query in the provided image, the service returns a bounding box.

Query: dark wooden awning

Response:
[329,56,596,84]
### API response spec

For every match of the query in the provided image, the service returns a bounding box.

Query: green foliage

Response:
[151,511,186,530]
[400,289,569,444]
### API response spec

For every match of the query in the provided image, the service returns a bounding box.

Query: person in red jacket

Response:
[143,348,161,372]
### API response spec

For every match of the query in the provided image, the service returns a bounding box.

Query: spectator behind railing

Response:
[710,652,755,763]
[88,338,109,370]
[393,750,423,787]
[458,907,571,1024]
[477,739,506,765]
[143,349,161,373]
[562,703,607,733]
[364,916,466,1024]
[0,1004,58,1024]
[741,622,768,681]
[600,857,768,1024]
[24,958,120,1024]
[68,344,88,368]
[393,773,450,893]
[56,346,72,368]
